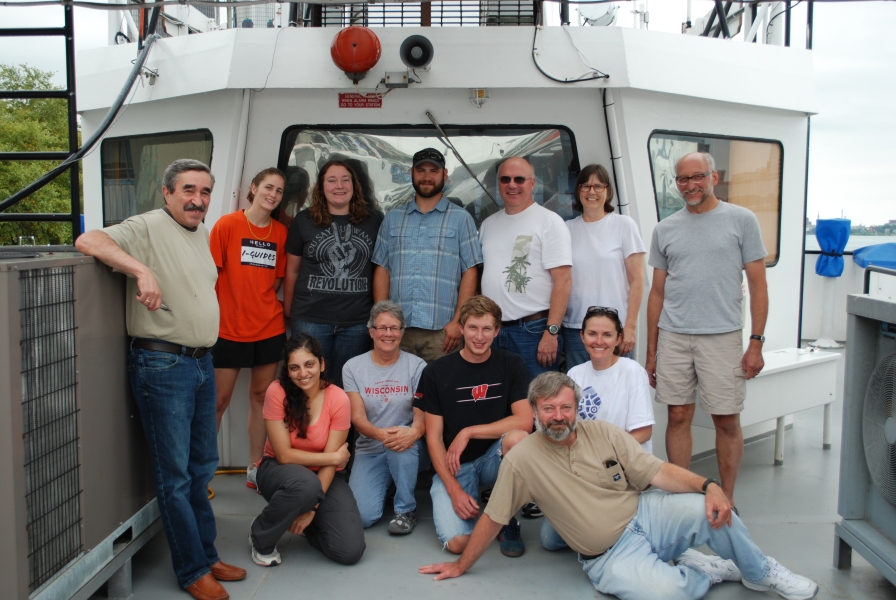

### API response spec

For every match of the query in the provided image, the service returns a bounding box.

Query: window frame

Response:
[277,123,582,223]
[100,128,214,226]
[646,129,783,268]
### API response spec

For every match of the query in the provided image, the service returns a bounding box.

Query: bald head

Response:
[674,152,719,212]
[675,152,715,174]
[497,157,536,214]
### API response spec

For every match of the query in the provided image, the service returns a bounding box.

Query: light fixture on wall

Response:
[470,88,489,108]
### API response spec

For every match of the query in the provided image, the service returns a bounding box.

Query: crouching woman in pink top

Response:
[249,334,365,566]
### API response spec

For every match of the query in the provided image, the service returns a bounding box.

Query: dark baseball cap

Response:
[412,148,446,169]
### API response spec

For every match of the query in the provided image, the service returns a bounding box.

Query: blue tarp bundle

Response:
[853,243,896,270]
[815,218,851,277]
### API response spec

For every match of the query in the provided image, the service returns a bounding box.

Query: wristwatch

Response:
[749,334,766,344]
[547,324,560,335]
[702,478,720,494]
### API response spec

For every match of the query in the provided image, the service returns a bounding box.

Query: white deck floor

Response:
[96,390,896,599]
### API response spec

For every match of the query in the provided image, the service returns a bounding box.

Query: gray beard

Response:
[535,416,577,441]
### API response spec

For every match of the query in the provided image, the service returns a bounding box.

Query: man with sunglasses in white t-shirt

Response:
[479,157,573,381]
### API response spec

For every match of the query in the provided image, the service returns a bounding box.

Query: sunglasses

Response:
[498,175,532,185]
[414,150,444,162]
[585,306,619,317]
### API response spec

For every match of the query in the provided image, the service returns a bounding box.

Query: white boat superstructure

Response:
[7,2,894,599]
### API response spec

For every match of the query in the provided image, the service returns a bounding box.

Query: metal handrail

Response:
[863,265,896,294]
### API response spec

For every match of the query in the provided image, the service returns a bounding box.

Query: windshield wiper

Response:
[425,110,499,209]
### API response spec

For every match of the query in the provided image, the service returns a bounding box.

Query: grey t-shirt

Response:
[648,201,766,334]
[342,351,427,455]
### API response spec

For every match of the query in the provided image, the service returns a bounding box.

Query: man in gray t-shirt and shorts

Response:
[645,152,768,507]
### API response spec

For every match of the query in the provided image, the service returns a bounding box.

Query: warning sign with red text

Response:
[338,93,382,108]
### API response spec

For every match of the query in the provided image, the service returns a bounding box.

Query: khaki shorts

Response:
[655,329,746,415]
[400,327,447,363]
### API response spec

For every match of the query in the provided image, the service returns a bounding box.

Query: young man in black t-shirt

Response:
[414,295,533,556]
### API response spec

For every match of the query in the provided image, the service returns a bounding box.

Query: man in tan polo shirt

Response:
[76,159,245,600]
[420,372,817,600]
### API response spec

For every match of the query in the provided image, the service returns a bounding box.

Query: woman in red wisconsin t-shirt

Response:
[210,167,288,490]
[249,334,365,567]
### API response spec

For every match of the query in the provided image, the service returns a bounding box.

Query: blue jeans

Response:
[430,438,503,544]
[561,326,589,370]
[127,344,220,589]
[540,518,569,551]
[582,491,770,600]
[291,320,371,388]
[495,317,563,380]
[349,440,421,528]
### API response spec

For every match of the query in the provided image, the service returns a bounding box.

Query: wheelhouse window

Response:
[648,131,782,266]
[100,130,213,226]
[278,126,579,228]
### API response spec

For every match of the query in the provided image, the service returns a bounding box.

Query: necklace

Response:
[243,209,273,240]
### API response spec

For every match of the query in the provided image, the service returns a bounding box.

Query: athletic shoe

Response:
[247,464,258,490]
[498,517,525,557]
[521,502,543,519]
[675,548,742,584]
[249,529,281,567]
[387,511,417,535]
[743,557,819,599]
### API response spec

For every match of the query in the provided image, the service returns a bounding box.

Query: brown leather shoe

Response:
[185,573,229,600]
[210,561,247,581]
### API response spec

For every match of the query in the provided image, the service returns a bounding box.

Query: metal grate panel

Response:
[20,266,82,592]
[320,1,535,27]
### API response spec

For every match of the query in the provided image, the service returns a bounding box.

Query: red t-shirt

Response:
[210,210,288,342]
[262,382,351,472]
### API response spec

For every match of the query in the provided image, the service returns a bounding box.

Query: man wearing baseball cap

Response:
[372,148,483,362]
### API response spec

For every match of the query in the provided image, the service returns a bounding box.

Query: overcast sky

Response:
[1,0,893,225]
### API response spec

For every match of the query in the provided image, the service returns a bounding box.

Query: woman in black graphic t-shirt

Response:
[283,159,383,387]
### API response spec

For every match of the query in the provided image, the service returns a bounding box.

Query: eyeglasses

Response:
[372,326,404,333]
[585,306,619,317]
[674,172,711,185]
[579,183,608,192]
[498,176,532,185]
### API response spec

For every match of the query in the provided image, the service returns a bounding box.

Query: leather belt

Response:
[580,547,610,561]
[132,338,211,358]
[501,309,549,327]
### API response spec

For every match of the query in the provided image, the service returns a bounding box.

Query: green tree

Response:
[0,63,82,246]
[503,254,532,293]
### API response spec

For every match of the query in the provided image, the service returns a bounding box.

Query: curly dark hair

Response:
[278,334,330,438]
[573,164,614,213]
[308,159,371,228]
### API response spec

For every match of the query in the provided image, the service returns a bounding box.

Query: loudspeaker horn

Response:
[399,35,434,70]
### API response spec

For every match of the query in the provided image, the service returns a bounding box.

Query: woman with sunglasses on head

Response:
[538,305,654,551]
[249,334,365,567]
[342,301,426,534]
[562,164,646,366]
[283,160,383,388]
[210,167,289,490]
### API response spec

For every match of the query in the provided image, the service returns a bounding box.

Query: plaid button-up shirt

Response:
[372,197,483,330]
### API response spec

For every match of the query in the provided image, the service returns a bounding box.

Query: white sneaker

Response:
[249,531,281,567]
[247,464,258,490]
[743,557,818,599]
[675,549,742,584]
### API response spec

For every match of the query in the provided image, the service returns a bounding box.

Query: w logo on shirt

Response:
[457,383,502,403]
[578,386,602,421]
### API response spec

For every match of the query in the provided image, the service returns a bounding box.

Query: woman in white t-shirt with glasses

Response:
[562,164,646,365]
[540,305,654,550]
